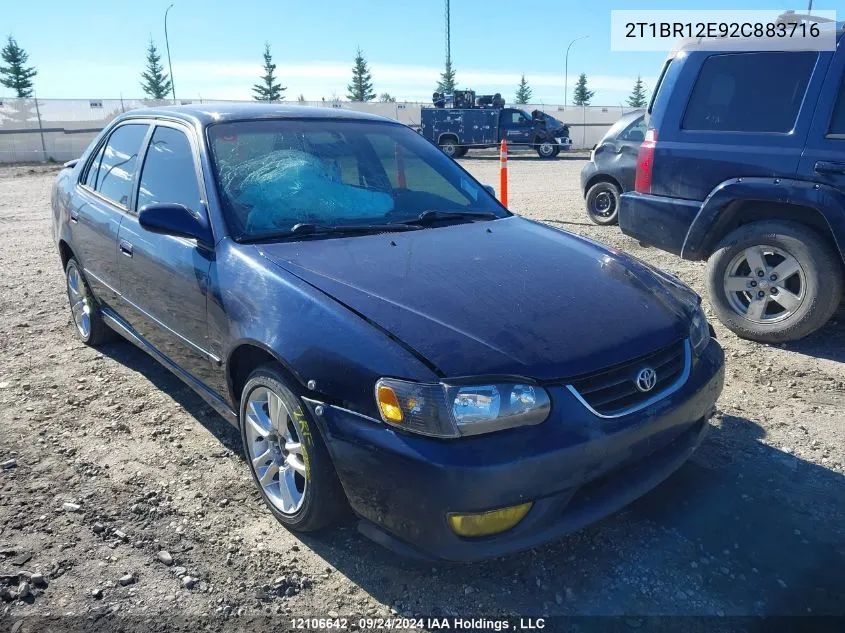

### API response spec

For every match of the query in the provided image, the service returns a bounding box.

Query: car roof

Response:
[670,19,843,56]
[115,103,399,127]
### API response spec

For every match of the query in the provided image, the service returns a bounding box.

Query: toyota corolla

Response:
[51,104,724,562]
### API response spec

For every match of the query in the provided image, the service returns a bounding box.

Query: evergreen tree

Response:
[378,92,396,103]
[572,73,594,106]
[514,74,532,105]
[140,38,172,100]
[0,36,37,98]
[436,59,457,94]
[346,48,375,102]
[627,75,648,108]
[253,43,285,102]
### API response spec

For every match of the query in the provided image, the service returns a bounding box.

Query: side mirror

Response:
[138,203,213,247]
[627,130,645,143]
[483,184,496,197]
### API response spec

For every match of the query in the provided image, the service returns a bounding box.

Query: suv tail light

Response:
[634,129,657,194]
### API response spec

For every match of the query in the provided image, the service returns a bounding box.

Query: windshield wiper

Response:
[242,222,422,243]
[400,210,500,226]
[289,222,422,235]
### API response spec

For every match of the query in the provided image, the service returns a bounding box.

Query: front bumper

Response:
[580,160,599,195]
[305,340,724,562]
[619,192,701,258]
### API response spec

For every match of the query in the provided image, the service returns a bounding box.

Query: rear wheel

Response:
[585,181,621,225]
[438,136,460,158]
[454,146,469,158]
[706,221,844,343]
[65,258,113,346]
[240,365,346,532]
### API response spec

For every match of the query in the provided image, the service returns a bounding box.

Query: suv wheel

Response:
[65,258,113,346]
[706,221,844,343]
[585,182,621,225]
[240,365,346,532]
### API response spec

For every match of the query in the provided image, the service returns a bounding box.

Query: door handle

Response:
[119,239,133,258]
[814,161,845,176]
[69,209,79,224]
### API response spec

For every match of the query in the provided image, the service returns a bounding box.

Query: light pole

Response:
[164,3,176,101]
[564,35,589,108]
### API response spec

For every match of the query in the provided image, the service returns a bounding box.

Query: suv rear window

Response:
[682,52,817,133]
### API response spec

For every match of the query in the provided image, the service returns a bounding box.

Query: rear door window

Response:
[84,142,106,189]
[682,52,817,133]
[90,123,149,207]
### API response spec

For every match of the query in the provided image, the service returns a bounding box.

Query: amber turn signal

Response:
[377,384,403,422]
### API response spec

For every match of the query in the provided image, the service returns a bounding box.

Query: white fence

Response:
[0,98,641,163]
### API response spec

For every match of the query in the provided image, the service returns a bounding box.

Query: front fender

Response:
[682,177,845,261]
[209,240,439,419]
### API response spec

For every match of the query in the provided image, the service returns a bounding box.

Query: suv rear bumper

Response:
[619,192,701,258]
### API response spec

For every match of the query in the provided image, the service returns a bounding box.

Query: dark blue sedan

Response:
[51,104,724,562]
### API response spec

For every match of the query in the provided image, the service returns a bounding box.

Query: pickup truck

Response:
[421,106,572,159]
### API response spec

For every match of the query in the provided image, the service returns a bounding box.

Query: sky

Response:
[2,0,837,106]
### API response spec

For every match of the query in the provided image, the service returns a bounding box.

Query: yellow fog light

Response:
[447,502,532,537]
[377,384,403,423]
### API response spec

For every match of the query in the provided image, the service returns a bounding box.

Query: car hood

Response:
[257,217,695,381]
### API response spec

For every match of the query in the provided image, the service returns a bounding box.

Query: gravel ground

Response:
[0,158,843,631]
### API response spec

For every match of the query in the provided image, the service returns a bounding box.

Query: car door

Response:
[116,122,218,388]
[71,123,150,305]
[500,109,534,146]
[798,42,845,197]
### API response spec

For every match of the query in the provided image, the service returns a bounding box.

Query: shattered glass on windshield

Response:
[216,149,393,233]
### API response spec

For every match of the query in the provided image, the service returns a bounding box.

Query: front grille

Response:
[568,339,689,417]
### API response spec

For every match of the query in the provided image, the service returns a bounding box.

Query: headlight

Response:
[375,378,551,438]
[690,304,711,355]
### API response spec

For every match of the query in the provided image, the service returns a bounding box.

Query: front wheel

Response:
[536,140,556,159]
[706,221,844,343]
[240,365,346,532]
[585,181,621,225]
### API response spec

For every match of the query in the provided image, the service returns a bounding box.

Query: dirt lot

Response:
[0,157,843,631]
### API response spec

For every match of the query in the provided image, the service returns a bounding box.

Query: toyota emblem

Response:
[635,367,657,393]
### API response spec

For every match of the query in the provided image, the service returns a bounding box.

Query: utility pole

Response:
[165,3,176,101]
[564,35,588,108]
[445,0,451,67]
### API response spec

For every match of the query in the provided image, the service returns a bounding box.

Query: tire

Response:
[585,181,621,225]
[65,257,113,346]
[438,137,459,158]
[552,146,561,157]
[536,139,556,159]
[239,365,346,532]
[706,220,844,343]
[454,146,469,158]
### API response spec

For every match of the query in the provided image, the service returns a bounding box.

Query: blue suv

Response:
[620,27,845,343]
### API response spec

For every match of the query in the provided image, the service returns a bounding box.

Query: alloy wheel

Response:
[66,265,92,339]
[723,245,806,323]
[244,386,308,515]
[539,141,555,157]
